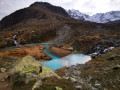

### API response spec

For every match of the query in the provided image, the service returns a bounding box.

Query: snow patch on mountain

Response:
[67,9,89,20]
[67,9,120,23]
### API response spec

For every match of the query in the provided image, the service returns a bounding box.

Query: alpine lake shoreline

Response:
[0,43,91,70]
[0,43,120,90]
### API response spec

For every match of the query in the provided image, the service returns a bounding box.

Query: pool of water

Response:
[2,43,91,70]
[41,53,91,70]
[41,44,91,70]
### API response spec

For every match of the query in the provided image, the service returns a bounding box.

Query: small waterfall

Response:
[13,35,20,46]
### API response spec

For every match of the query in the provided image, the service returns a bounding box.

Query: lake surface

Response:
[41,44,91,70]
[3,43,91,70]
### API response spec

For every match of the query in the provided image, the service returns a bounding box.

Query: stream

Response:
[13,35,20,46]
[3,43,91,70]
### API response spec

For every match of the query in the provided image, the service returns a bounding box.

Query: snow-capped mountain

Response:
[67,9,120,23]
[67,9,89,20]
[90,11,120,23]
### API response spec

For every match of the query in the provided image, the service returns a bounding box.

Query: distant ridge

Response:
[67,9,120,23]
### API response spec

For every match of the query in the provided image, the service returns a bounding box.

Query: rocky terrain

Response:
[0,56,76,90]
[0,1,120,90]
[56,47,120,90]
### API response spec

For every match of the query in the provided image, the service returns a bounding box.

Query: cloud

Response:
[0,0,120,20]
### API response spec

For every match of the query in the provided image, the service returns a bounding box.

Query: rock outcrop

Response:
[0,55,76,90]
[7,56,60,89]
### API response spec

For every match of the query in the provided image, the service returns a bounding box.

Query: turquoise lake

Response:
[41,44,91,70]
[3,43,91,70]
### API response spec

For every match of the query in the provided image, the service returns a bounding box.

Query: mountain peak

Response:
[0,2,70,29]
[30,2,69,17]
[67,9,89,20]
[30,2,52,7]
[67,9,120,23]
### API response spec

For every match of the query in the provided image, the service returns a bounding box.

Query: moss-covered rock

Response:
[0,68,6,72]
[10,56,61,90]
[39,66,60,79]
[20,65,40,75]
[55,86,63,90]
[10,56,42,73]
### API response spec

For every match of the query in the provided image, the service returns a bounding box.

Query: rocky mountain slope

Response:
[0,2,73,47]
[0,2,70,30]
[0,2,120,56]
[67,9,120,23]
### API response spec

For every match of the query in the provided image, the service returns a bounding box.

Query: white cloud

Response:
[0,0,120,20]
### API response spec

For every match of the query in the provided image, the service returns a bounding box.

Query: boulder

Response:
[10,56,42,73]
[10,56,60,87]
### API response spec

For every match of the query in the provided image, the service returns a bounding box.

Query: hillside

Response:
[57,46,120,89]
[0,2,120,56]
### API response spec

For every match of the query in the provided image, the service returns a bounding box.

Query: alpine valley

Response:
[0,2,120,90]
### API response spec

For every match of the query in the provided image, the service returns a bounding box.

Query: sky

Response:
[0,0,120,20]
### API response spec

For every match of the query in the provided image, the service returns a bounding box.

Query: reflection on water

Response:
[41,52,91,70]
[61,53,91,66]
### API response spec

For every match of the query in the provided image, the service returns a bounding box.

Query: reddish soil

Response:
[0,45,51,60]
[49,46,72,57]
